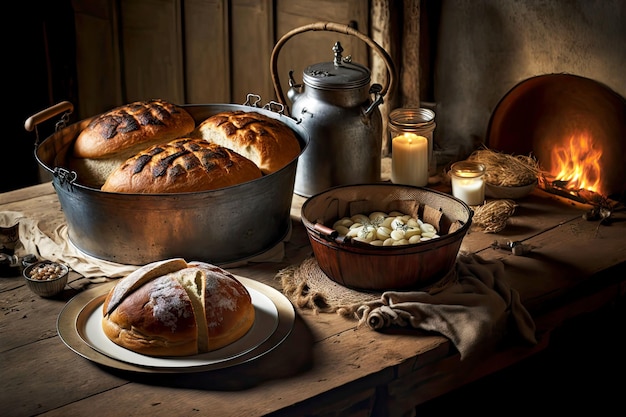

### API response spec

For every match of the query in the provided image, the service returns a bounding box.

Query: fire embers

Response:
[538,130,613,205]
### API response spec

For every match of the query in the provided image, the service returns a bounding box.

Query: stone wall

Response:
[433,0,625,165]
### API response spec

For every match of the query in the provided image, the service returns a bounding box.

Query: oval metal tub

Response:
[33,103,309,266]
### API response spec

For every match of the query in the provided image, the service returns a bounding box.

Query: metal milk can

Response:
[271,22,396,197]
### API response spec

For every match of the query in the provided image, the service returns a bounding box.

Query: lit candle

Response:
[450,161,486,205]
[391,133,429,186]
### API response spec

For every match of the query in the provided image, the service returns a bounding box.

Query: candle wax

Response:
[451,177,485,205]
[391,133,429,186]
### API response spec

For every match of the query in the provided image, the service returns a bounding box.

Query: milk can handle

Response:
[270,21,396,113]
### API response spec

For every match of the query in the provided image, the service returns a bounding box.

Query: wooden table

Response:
[1,180,625,417]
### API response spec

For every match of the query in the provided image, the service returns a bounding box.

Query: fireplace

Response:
[485,74,626,204]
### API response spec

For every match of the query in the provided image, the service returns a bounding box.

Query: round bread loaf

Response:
[192,110,301,174]
[70,99,196,187]
[101,138,262,193]
[101,258,256,357]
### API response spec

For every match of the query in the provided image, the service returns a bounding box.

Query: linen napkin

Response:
[2,210,137,279]
[353,253,537,358]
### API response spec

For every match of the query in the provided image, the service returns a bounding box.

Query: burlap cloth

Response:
[277,253,537,359]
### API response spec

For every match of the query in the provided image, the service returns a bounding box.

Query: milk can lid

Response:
[302,42,371,90]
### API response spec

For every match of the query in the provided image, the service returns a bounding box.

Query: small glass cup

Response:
[449,161,486,205]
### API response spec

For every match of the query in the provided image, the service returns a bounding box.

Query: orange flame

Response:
[550,132,602,193]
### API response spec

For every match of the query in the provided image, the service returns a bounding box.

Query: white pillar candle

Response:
[450,161,486,205]
[391,133,429,187]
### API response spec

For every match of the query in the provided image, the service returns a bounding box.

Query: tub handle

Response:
[243,93,287,116]
[24,101,74,147]
[24,101,74,132]
[54,167,78,185]
[313,223,369,246]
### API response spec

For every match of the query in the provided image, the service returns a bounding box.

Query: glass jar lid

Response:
[389,108,436,131]
[450,161,486,178]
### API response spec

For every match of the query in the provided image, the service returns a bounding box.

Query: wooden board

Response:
[2,171,625,416]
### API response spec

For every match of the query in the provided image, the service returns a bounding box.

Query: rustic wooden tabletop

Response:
[1,179,625,417]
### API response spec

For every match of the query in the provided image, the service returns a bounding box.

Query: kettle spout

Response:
[287,70,303,103]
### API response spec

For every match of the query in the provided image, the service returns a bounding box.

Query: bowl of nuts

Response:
[23,260,69,297]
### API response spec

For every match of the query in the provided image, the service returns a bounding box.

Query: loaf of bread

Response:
[101,138,262,193]
[70,99,196,187]
[192,111,301,174]
[101,258,256,357]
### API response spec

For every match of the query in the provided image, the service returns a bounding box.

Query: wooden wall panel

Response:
[230,0,274,104]
[72,0,122,119]
[184,0,230,103]
[371,0,401,155]
[399,1,420,108]
[120,0,185,103]
[70,0,397,126]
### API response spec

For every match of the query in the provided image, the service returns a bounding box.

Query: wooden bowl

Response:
[301,184,473,291]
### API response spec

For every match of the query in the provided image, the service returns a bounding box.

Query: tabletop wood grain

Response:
[1,180,625,417]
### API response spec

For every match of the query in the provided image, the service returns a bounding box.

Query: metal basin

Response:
[33,103,309,266]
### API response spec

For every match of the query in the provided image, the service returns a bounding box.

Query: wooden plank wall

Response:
[72,0,123,119]
[184,0,230,104]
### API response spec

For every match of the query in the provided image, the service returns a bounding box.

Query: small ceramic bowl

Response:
[23,260,69,297]
[485,180,537,199]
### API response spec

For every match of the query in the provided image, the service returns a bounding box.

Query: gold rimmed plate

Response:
[57,276,295,373]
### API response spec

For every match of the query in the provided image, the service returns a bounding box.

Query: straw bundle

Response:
[473,199,517,233]
[468,148,540,186]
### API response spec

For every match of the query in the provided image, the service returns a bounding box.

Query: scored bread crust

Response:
[101,273,200,357]
[69,99,195,187]
[73,99,195,159]
[100,138,262,193]
[192,111,301,175]
[101,259,255,357]
[104,258,188,316]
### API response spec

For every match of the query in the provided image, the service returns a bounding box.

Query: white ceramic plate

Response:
[57,276,295,373]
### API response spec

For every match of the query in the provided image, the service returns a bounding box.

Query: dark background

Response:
[4,1,77,193]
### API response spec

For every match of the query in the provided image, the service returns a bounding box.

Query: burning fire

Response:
[549,131,603,194]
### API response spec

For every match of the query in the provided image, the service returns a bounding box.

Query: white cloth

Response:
[2,210,137,278]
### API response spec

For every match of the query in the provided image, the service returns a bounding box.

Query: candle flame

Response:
[400,132,416,144]
[549,131,602,194]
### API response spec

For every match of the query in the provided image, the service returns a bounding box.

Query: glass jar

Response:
[388,108,437,178]
[449,161,486,206]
